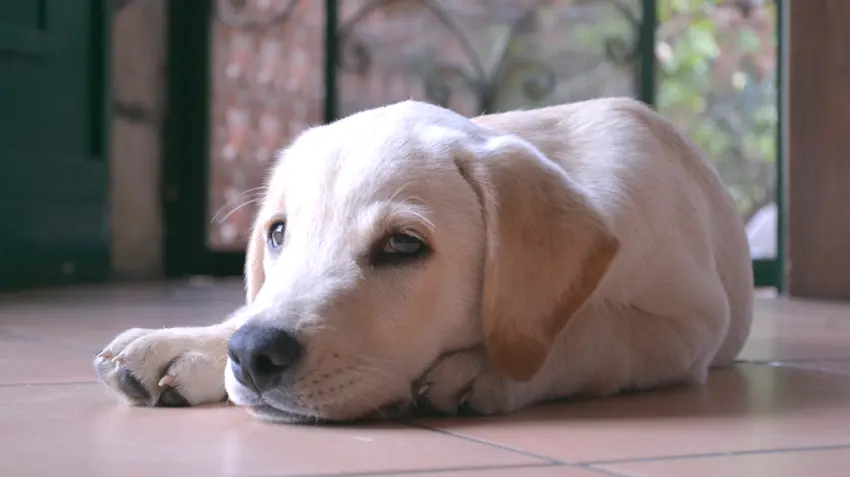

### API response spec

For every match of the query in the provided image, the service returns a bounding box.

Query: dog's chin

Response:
[227,380,411,424]
[224,360,413,424]
[244,398,412,425]
[247,404,329,425]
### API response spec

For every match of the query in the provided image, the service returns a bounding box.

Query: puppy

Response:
[94,98,753,423]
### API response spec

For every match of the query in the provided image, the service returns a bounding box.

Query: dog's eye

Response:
[372,231,429,266]
[267,221,286,249]
[384,233,423,254]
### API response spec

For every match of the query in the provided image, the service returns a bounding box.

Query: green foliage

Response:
[490,0,778,222]
[656,0,777,222]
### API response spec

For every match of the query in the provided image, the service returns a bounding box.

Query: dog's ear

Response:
[244,218,266,304]
[455,134,619,382]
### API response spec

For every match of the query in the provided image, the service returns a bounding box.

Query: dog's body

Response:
[95,98,753,422]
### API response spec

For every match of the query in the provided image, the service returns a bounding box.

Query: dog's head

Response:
[224,101,618,422]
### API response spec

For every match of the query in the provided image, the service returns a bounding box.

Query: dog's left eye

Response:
[372,232,429,266]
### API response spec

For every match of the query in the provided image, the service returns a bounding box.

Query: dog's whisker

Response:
[352,353,408,375]
[356,363,399,383]
[237,185,269,195]
[387,183,412,204]
[406,209,435,232]
[344,379,406,417]
[210,186,268,223]
[212,198,262,224]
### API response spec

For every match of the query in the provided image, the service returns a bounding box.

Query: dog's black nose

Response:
[228,323,302,393]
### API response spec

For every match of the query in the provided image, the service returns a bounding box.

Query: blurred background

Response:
[0,0,846,299]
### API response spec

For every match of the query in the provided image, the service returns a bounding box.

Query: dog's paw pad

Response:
[117,367,151,401]
[156,386,191,407]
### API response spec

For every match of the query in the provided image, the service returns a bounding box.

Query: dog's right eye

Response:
[371,231,430,267]
[267,221,286,249]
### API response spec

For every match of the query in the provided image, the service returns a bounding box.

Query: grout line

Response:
[253,462,561,477]
[740,357,850,364]
[256,461,642,477]
[734,360,850,377]
[747,360,850,377]
[769,363,850,376]
[401,420,567,465]
[583,442,850,466]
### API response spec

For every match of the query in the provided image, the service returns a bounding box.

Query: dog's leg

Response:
[93,311,249,407]
[414,346,516,416]
[418,277,732,416]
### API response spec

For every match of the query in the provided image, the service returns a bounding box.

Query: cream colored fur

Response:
[94,98,753,422]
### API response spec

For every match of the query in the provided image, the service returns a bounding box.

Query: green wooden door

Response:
[0,0,110,290]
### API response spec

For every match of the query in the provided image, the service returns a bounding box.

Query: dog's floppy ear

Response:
[456,134,619,382]
[244,218,266,304]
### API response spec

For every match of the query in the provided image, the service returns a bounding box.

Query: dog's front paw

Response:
[415,348,512,417]
[93,327,229,407]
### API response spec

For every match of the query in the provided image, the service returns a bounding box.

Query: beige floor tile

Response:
[597,447,850,477]
[738,298,850,361]
[0,382,541,477]
[0,281,243,354]
[3,283,850,475]
[416,364,850,463]
[0,338,96,384]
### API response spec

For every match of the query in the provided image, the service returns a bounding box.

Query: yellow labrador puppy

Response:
[94,98,753,422]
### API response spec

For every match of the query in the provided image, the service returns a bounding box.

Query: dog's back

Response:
[474,97,754,368]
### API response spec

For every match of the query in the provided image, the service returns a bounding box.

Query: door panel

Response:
[0,0,109,290]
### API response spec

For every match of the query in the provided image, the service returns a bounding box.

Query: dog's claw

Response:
[97,351,114,360]
[158,375,176,387]
[417,382,431,397]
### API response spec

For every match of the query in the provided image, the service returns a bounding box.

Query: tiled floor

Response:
[1,281,850,477]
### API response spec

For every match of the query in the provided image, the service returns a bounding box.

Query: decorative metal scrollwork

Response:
[336,0,649,113]
[588,0,643,65]
[337,0,562,113]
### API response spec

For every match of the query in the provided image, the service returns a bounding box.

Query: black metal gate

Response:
[322,0,656,121]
